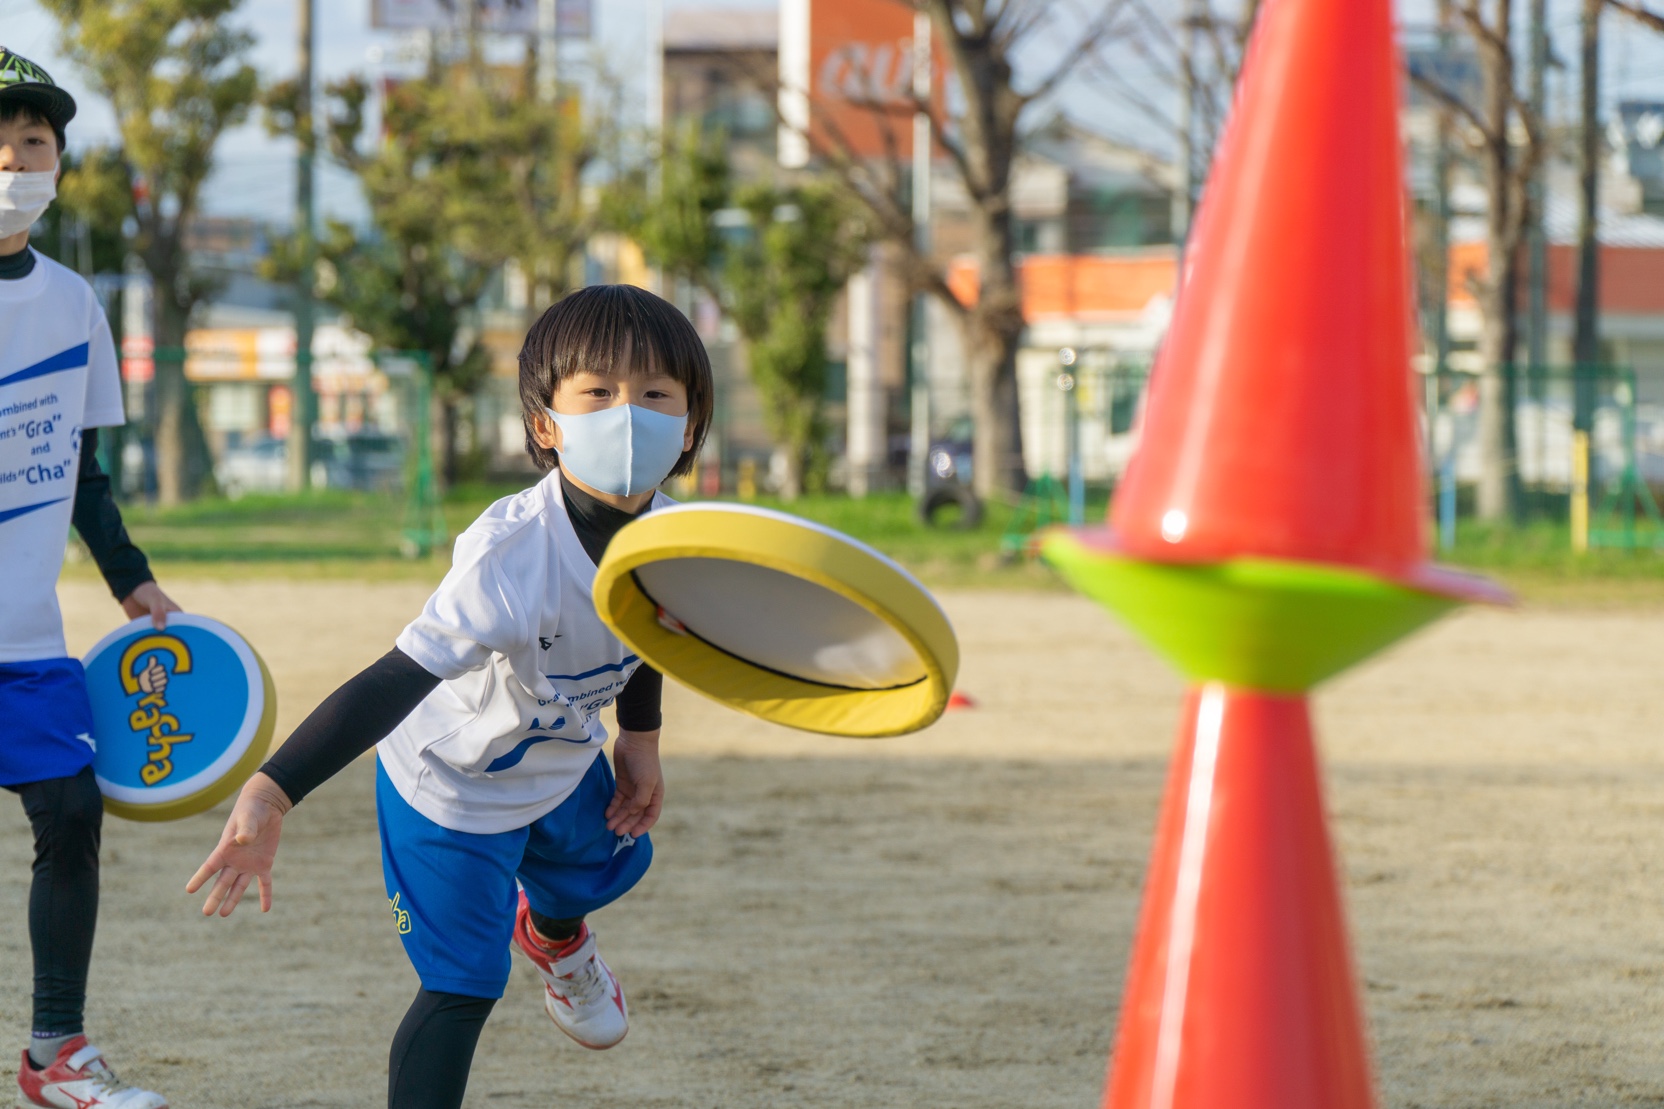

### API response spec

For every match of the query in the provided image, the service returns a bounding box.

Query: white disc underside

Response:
[633,557,928,690]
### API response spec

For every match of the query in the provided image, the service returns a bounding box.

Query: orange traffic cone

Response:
[1104,686,1373,1109]
[1109,0,1423,579]
[1033,0,1511,1104]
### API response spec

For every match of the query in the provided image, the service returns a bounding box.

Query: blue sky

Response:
[5,0,1664,223]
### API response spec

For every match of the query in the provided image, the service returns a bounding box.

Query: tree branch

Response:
[1015,0,1134,106]
[1607,0,1664,32]
[1409,69,1493,138]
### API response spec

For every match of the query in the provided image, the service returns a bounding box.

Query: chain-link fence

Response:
[116,346,446,556]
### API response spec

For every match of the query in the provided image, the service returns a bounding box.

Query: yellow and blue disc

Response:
[593,503,958,738]
[81,614,277,821]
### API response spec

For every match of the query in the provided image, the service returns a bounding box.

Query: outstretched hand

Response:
[606,729,663,838]
[186,772,293,917]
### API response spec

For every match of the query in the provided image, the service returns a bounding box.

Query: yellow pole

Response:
[1571,429,1590,553]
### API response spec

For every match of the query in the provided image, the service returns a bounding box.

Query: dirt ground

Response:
[5,580,1664,1107]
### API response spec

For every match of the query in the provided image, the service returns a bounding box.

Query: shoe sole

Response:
[18,1092,170,1099]
[542,991,628,1051]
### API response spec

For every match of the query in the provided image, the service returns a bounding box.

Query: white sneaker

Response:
[16,1037,168,1109]
[511,893,629,1049]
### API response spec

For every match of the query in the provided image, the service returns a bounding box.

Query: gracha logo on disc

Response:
[82,614,272,819]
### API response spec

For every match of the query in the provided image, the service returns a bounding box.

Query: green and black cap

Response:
[0,48,77,135]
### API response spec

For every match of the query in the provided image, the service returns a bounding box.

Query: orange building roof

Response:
[947,251,1178,321]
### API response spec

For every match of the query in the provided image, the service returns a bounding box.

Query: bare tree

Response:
[1411,1,1545,523]
[1606,0,1664,29]
[776,0,1130,499]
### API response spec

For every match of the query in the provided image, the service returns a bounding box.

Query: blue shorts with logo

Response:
[375,753,652,998]
[0,659,98,787]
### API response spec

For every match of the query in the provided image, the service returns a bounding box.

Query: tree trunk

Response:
[151,293,213,505]
[438,390,459,493]
[1474,280,1518,521]
[775,443,803,502]
[966,212,1026,499]
[1474,2,1522,524]
[962,310,1024,501]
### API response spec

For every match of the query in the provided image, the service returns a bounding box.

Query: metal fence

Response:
[116,347,447,556]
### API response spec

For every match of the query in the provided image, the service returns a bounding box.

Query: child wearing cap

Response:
[0,46,181,1109]
[190,285,713,1109]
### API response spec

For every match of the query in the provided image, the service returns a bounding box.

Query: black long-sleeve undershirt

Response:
[72,428,154,602]
[0,243,36,279]
[561,471,663,734]
[260,470,663,806]
[7,242,153,600]
[260,647,440,805]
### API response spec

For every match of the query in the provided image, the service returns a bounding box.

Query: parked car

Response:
[216,436,287,499]
[216,434,405,499]
[311,433,404,493]
[919,416,982,529]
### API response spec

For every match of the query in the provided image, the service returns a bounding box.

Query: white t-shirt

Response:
[382,470,673,834]
[0,250,124,665]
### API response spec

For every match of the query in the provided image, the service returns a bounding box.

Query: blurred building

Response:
[663,9,779,177]
[662,6,1182,494]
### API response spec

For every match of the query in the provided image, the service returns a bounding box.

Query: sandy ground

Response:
[4,580,1664,1107]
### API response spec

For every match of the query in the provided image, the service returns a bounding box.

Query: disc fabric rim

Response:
[593,504,958,737]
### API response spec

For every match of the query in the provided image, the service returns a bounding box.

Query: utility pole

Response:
[537,0,559,104]
[288,0,316,493]
[1526,0,1548,391]
[1574,0,1602,434]
[907,10,932,500]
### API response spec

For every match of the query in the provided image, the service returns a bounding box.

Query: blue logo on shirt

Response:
[483,715,585,773]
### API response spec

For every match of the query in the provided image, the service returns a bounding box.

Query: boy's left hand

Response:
[121,580,182,630]
[607,729,664,837]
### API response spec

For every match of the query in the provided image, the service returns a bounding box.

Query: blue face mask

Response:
[544,403,689,497]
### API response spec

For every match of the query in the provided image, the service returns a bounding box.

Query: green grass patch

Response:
[71,485,1082,590]
[63,484,1664,605]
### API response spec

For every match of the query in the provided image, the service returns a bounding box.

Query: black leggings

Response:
[10,767,102,1035]
[389,990,496,1109]
[386,911,583,1108]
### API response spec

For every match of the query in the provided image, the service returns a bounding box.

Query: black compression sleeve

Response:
[614,664,663,732]
[71,429,154,602]
[259,647,441,805]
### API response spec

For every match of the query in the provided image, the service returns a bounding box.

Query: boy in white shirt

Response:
[189,284,713,1109]
[0,48,181,1109]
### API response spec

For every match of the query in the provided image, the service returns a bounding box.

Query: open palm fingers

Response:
[619,785,663,837]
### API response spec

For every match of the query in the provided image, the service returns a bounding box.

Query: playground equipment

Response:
[1041,0,1507,1104]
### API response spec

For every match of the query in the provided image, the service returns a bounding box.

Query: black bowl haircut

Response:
[518,284,715,477]
[0,102,65,154]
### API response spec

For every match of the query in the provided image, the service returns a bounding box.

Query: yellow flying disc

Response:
[82,614,277,821]
[593,503,958,737]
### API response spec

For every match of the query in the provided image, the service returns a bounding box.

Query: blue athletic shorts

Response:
[0,659,98,788]
[375,753,653,998]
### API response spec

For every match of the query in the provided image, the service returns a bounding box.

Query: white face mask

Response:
[544,403,690,497]
[0,170,56,238]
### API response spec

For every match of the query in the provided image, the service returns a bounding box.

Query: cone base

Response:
[1041,528,1502,692]
[1105,685,1375,1109]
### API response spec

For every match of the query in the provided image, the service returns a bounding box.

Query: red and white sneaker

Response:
[16,1037,168,1109]
[511,892,629,1049]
